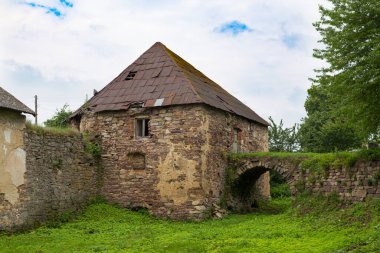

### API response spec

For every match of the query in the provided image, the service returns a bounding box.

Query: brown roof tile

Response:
[0,87,35,115]
[71,42,268,125]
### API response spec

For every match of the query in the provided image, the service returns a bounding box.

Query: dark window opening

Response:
[136,118,150,138]
[125,71,137,80]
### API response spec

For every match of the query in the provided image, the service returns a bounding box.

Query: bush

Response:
[270,170,291,198]
[271,184,291,198]
[83,132,101,159]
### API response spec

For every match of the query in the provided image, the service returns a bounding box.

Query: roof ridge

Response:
[159,44,269,126]
[158,43,203,103]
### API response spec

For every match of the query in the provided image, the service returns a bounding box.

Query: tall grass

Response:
[25,121,79,136]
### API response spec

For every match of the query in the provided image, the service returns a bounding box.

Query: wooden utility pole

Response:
[34,95,38,125]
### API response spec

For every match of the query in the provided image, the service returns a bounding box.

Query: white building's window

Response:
[135,118,150,138]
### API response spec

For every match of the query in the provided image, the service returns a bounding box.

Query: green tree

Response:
[268,117,300,152]
[299,85,361,152]
[312,0,380,139]
[44,104,72,128]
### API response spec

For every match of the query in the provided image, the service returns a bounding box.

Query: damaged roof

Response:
[73,42,268,126]
[0,87,35,115]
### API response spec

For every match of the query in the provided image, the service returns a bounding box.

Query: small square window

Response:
[125,71,137,80]
[135,118,150,138]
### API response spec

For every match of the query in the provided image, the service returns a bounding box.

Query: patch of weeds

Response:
[202,206,213,219]
[271,184,291,198]
[367,178,376,186]
[292,192,342,217]
[295,179,306,193]
[307,174,318,185]
[82,132,101,159]
[26,121,78,136]
[270,170,291,198]
[357,148,380,161]
[88,196,107,205]
[45,211,76,228]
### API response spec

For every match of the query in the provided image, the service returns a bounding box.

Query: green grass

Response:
[1,197,379,253]
[229,149,380,162]
[26,121,79,136]
[229,149,380,174]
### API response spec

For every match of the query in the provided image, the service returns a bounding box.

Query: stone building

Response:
[0,87,100,231]
[0,87,34,214]
[70,42,269,219]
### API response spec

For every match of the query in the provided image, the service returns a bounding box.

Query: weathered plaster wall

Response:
[0,109,26,207]
[78,104,269,219]
[0,129,99,231]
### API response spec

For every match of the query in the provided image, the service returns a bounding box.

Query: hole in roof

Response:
[154,98,164,106]
[125,71,137,80]
[130,102,144,108]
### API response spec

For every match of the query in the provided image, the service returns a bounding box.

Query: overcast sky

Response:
[0,0,325,126]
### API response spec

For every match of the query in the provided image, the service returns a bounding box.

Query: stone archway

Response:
[225,156,300,212]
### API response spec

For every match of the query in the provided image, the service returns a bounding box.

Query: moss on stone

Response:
[228,149,380,174]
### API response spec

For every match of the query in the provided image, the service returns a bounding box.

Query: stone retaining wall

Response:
[0,129,100,231]
[295,160,380,201]
[230,156,380,203]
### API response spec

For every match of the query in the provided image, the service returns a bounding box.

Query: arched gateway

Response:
[225,155,302,212]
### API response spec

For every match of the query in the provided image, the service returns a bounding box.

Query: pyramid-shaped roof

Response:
[74,42,268,126]
[0,86,35,115]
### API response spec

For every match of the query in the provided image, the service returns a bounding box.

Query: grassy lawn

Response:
[0,197,379,253]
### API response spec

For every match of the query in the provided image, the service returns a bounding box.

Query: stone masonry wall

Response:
[80,105,209,219]
[78,104,269,219]
[294,160,380,201]
[232,156,380,203]
[0,129,99,231]
[202,106,269,207]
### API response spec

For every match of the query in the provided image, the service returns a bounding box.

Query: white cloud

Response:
[0,0,325,126]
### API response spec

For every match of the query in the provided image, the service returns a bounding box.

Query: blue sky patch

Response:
[282,33,301,49]
[59,0,73,8]
[24,2,62,17]
[215,21,253,36]
[22,1,73,17]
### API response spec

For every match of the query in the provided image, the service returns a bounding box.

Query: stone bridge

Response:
[230,155,302,185]
[226,153,380,212]
[225,155,304,212]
